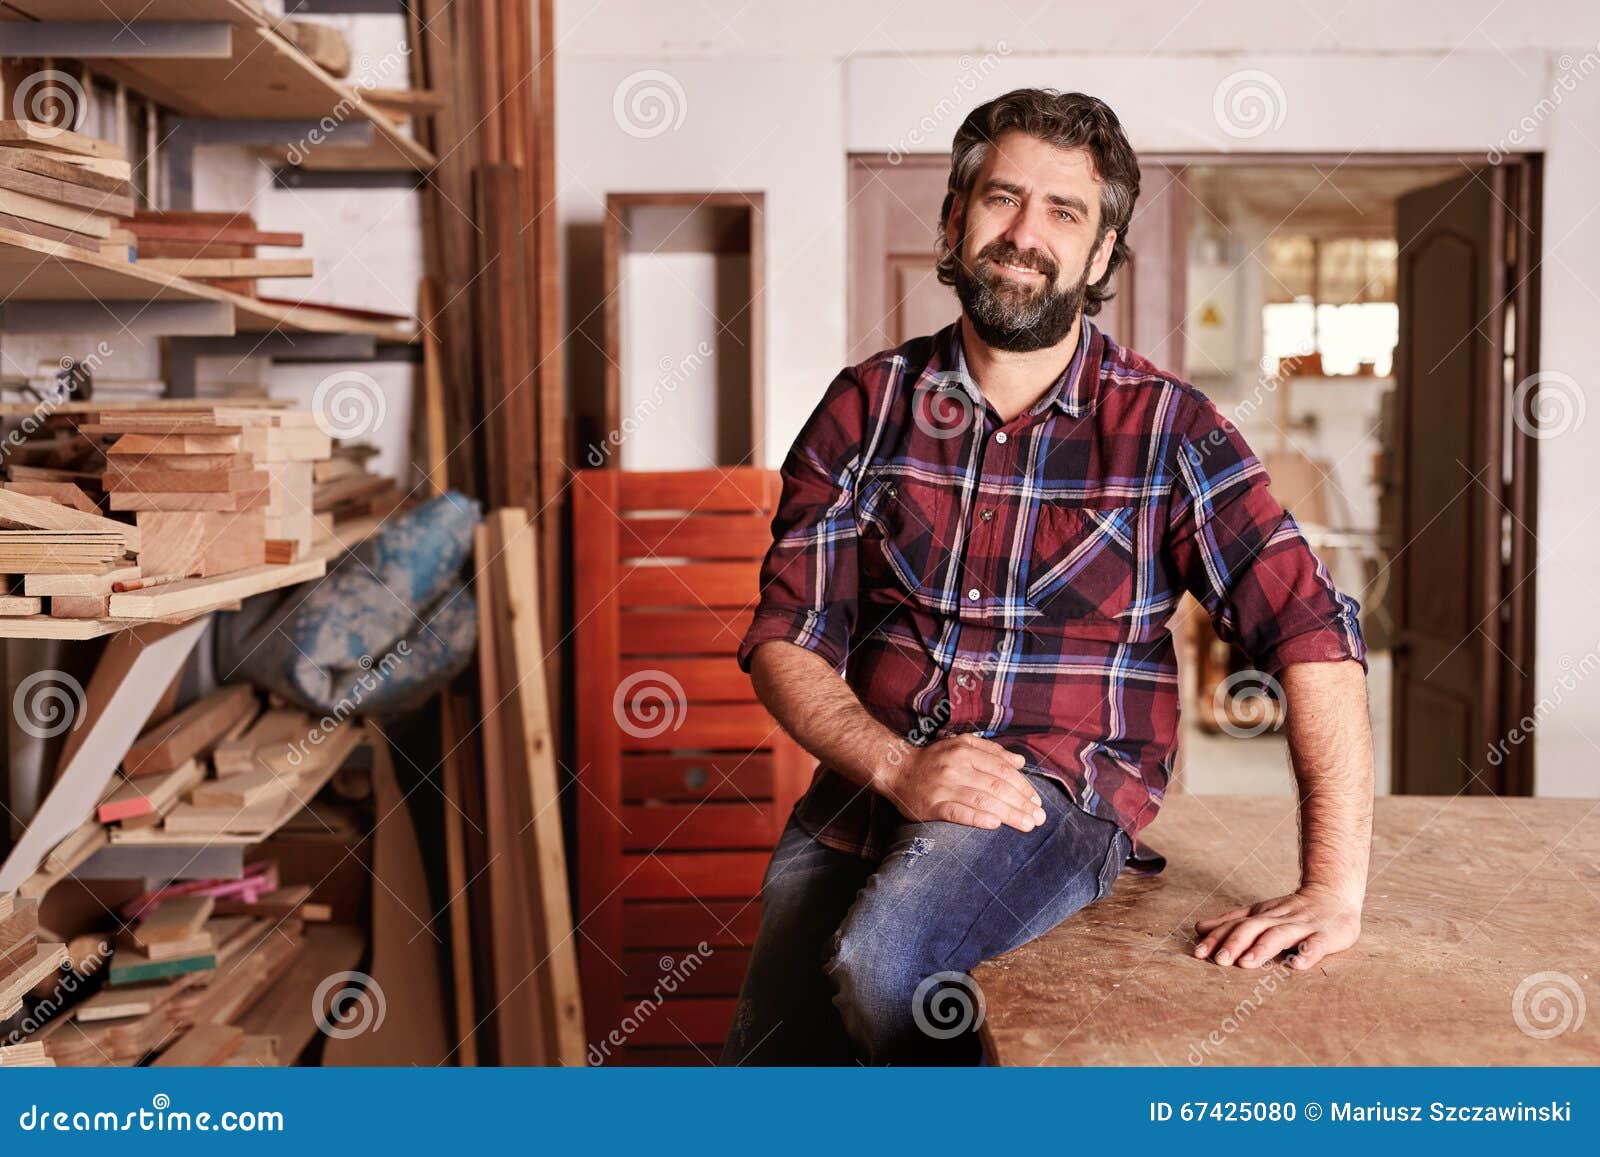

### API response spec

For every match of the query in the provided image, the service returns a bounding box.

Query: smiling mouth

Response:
[992,259,1044,277]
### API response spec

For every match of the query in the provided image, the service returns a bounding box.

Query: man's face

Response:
[947,132,1118,353]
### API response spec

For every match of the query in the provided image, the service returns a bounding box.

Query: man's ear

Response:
[1088,227,1118,286]
[944,198,965,259]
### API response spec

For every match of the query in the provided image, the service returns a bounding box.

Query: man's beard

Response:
[954,236,1095,353]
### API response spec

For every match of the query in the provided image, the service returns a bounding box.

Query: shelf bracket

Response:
[163,118,376,210]
[0,618,211,894]
[0,22,233,59]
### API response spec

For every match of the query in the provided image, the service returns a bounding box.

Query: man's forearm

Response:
[1281,659,1374,905]
[748,640,903,792]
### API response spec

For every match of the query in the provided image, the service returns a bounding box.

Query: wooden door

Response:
[847,154,1187,370]
[1392,165,1538,795]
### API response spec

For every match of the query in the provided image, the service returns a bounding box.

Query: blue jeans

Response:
[720,772,1130,1065]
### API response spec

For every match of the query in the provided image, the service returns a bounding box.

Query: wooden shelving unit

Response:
[0,0,435,171]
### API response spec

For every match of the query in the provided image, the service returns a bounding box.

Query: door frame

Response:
[847,149,1542,796]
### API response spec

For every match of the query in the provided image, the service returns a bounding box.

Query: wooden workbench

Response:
[976,795,1600,1066]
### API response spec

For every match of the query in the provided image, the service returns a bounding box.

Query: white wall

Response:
[555,0,1600,798]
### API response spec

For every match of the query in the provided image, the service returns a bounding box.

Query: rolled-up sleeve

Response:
[1166,390,1366,676]
[738,368,868,674]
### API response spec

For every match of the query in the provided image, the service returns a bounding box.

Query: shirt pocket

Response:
[855,472,957,611]
[1024,501,1141,624]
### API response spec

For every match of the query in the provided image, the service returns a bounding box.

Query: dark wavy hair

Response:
[936,89,1140,317]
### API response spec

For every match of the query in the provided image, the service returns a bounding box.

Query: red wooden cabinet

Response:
[573,468,810,1065]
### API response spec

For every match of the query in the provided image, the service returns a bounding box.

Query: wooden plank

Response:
[620,609,753,656]
[473,521,539,1062]
[108,488,269,513]
[621,704,777,753]
[103,466,269,492]
[0,485,138,548]
[618,513,772,560]
[104,432,242,454]
[0,144,128,193]
[135,257,313,279]
[25,564,140,597]
[3,480,100,513]
[107,948,215,986]
[623,948,750,998]
[152,1022,243,1067]
[618,853,768,901]
[0,186,112,236]
[419,276,448,497]
[0,944,69,1015]
[620,802,775,852]
[0,163,133,217]
[236,923,363,1065]
[618,657,757,704]
[321,741,450,1067]
[621,753,775,803]
[623,900,762,949]
[616,469,776,513]
[0,120,125,159]
[96,759,204,823]
[976,796,1600,1067]
[189,768,292,809]
[619,562,761,609]
[135,510,266,577]
[107,557,324,618]
[124,684,256,777]
[133,895,215,947]
[478,510,586,1065]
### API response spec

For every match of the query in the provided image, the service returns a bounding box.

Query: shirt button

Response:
[957,673,975,690]
[979,509,993,522]
[967,587,980,601]
[994,431,1009,445]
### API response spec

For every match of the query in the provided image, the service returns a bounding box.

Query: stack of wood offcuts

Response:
[0,119,134,254]
[97,405,330,576]
[122,210,311,296]
[41,685,364,885]
[11,872,334,1068]
[0,402,332,623]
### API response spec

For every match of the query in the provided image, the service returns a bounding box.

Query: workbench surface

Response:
[976,794,1599,1065]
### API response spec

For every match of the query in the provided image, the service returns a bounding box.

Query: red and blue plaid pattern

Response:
[741,318,1364,858]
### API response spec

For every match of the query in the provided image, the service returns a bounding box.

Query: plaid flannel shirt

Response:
[740,318,1365,861]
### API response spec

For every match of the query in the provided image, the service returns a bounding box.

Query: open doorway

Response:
[847,152,1541,800]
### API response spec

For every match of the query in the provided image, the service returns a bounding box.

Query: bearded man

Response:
[721,89,1372,1066]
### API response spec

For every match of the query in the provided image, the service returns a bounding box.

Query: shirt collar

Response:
[938,317,1098,419]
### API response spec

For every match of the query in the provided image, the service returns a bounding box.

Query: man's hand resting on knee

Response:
[882,734,1048,832]
[747,641,1046,834]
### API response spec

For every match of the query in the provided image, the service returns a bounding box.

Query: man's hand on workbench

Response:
[1191,884,1362,970]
